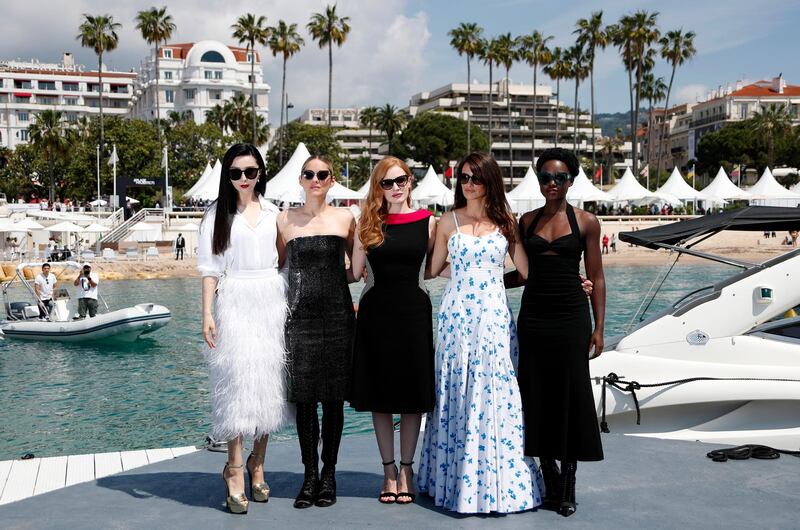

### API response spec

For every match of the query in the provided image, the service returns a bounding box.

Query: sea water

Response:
[0,262,734,459]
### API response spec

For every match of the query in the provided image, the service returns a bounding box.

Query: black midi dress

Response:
[517,204,604,462]
[285,235,355,403]
[349,211,435,413]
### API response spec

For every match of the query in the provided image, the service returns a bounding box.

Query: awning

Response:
[619,206,800,249]
[14,92,32,98]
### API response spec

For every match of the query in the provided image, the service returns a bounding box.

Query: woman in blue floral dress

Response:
[417,152,543,514]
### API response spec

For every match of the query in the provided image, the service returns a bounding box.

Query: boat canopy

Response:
[620,206,800,249]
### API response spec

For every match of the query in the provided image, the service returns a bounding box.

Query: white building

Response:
[0,53,136,149]
[294,107,385,162]
[130,40,270,125]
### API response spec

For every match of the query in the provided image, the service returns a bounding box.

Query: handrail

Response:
[100,208,164,244]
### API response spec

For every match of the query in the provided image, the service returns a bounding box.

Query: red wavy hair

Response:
[358,156,413,251]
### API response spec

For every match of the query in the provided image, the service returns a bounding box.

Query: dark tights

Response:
[296,401,344,472]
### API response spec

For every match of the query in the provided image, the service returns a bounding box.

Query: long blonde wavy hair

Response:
[358,156,413,251]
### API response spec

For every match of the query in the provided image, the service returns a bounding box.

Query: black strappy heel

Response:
[396,461,416,504]
[378,460,398,504]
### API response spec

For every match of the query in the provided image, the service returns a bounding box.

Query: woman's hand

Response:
[203,315,217,349]
[580,275,593,296]
[589,329,603,359]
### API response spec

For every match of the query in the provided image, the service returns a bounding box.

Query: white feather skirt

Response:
[206,273,291,440]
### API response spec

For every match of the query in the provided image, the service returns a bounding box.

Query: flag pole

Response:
[112,143,117,210]
[96,144,101,208]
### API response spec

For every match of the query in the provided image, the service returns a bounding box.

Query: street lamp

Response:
[279,93,294,167]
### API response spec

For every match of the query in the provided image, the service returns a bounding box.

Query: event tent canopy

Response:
[746,167,800,200]
[12,219,45,231]
[656,167,708,201]
[567,167,613,203]
[606,167,657,202]
[700,167,751,202]
[356,180,370,200]
[45,221,85,233]
[185,160,222,201]
[411,166,454,206]
[265,143,311,201]
[185,161,213,198]
[506,166,545,213]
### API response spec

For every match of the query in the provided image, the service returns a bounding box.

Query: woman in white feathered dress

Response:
[199,143,290,514]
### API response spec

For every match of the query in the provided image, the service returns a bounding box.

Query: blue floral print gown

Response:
[417,212,543,514]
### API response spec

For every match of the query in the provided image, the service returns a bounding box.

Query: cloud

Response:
[672,84,710,105]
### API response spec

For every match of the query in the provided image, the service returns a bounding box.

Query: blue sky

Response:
[3,0,799,118]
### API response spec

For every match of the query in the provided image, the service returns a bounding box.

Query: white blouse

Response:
[198,196,280,278]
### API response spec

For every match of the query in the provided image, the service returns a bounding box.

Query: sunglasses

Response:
[537,171,572,186]
[379,175,410,190]
[301,170,331,181]
[458,173,484,186]
[229,167,260,180]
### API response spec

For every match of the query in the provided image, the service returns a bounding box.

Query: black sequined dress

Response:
[285,235,355,403]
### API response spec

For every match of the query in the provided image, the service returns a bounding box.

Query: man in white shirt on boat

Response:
[73,262,99,319]
[34,263,57,320]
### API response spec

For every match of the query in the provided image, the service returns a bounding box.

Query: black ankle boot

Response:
[294,403,320,509]
[316,401,343,507]
[558,462,577,517]
[294,465,319,509]
[539,457,561,508]
[315,466,337,507]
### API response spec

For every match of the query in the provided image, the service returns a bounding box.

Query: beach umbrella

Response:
[81,223,108,233]
[11,219,45,231]
[90,199,108,206]
[129,222,160,231]
[175,222,200,232]
[46,221,86,233]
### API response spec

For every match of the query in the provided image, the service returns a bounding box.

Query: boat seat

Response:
[6,301,39,320]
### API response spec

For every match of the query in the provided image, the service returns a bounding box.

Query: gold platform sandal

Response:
[222,462,249,514]
[247,452,271,503]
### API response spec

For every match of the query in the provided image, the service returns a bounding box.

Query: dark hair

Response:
[42,263,51,268]
[204,143,267,255]
[453,152,517,245]
[536,147,580,177]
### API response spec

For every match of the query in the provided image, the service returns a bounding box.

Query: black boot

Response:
[316,400,344,507]
[539,457,561,509]
[558,461,577,517]
[294,403,319,509]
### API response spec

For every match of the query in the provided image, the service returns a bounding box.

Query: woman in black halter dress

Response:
[516,148,606,518]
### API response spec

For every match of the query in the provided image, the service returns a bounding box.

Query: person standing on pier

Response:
[349,157,437,505]
[175,233,185,260]
[199,143,290,515]
[515,148,606,517]
[277,156,356,509]
[417,152,543,514]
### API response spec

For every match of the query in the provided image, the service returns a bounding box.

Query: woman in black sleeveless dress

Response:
[277,155,356,509]
[349,156,436,505]
[516,148,606,517]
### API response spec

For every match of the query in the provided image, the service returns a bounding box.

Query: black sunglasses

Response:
[458,173,484,185]
[537,171,572,186]
[229,167,260,181]
[379,175,410,190]
[301,169,331,181]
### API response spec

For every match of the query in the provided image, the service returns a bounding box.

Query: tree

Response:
[232,13,270,145]
[376,104,408,155]
[135,6,176,146]
[574,11,608,174]
[752,103,792,168]
[359,106,380,172]
[566,44,589,156]
[205,104,227,134]
[266,122,344,176]
[269,20,304,166]
[223,93,252,135]
[519,30,553,163]
[655,29,696,175]
[347,155,372,191]
[599,128,625,184]
[28,110,73,203]
[307,4,351,127]
[640,72,666,183]
[398,112,489,172]
[494,33,519,184]
[478,37,501,151]
[543,47,570,146]
[77,13,121,162]
[448,22,484,152]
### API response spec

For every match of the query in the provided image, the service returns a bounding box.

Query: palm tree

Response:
[566,44,589,156]
[640,73,667,185]
[135,7,176,146]
[493,34,519,184]
[77,13,121,160]
[29,110,72,203]
[655,29,696,177]
[519,30,553,163]
[307,4,351,127]
[600,128,625,185]
[231,13,270,145]
[205,104,227,134]
[630,10,660,175]
[752,103,792,168]
[478,37,501,152]
[224,93,252,135]
[376,104,407,155]
[543,47,570,147]
[359,106,380,172]
[448,22,484,152]
[269,20,305,165]
[575,11,608,174]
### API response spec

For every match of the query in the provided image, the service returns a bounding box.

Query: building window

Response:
[14,80,32,89]
[38,96,58,105]
[14,96,30,104]
[200,50,225,63]
[164,71,173,80]
[64,97,79,106]
[0,94,7,103]
[165,90,174,103]
[214,70,223,80]
[88,83,100,93]
[18,130,29,141]
[209,90,222,100]
[38,81,56,90]
[163,48,173,58]
[184,89,195,100]
[246,52,254,63]
[248,74,256,83]
[66,112,78,122]
[18,112,29,122]
[739,103,748,118]
[204,70,213,79]
[62,83,79,92]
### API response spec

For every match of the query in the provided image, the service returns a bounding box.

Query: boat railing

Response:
[672,285,716,311]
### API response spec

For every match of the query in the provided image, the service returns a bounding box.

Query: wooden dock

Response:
[0,446,197,505]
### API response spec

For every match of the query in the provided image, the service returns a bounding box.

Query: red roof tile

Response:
[160,43,259,63]
[729,80,800,97]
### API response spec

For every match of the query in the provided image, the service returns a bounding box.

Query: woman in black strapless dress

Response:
[516,148,606,517]
[277,155,356,510]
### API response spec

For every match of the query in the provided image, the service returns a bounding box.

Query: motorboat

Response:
[592,207,800,451]
[1,261,171,342]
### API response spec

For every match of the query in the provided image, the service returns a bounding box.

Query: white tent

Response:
[174,222,200,232]
[411,166,454,206]
[184,161,213,198]
[129,221,162,242]
[701,167,751,202]
[265,143,311,201]
[746,167,800,206]
[12,219,45,231]
[567,167,613,204]
[186,160,222,201]
[656,167,708,201]
[327,182,364,201]
[606,167,657,202]
[82,223,108,233]
[356,180,370,200]
[506,166,545,213]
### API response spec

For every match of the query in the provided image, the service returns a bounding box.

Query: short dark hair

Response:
[42,263,51,268]
[536,147,580,177]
